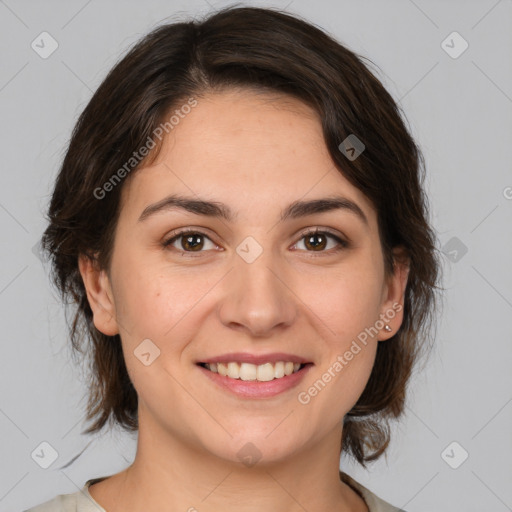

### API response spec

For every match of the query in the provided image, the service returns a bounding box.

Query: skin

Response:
[79,88,409,512]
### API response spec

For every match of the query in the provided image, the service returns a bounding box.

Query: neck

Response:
[90,410,367,512]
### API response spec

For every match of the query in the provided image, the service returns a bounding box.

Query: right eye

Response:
[162,229,219,256]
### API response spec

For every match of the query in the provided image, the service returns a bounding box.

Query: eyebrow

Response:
[137,194,369,226]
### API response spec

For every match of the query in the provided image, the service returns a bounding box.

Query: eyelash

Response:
[162,227,350,258]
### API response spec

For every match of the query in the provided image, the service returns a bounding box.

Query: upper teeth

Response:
[205,361,302,381]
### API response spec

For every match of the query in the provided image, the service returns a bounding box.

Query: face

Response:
[80,88,408,466]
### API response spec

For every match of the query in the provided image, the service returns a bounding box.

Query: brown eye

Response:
[163,230,217,255]
[293,228,349,255]
[304,232,328,251]
[180,233,204,251]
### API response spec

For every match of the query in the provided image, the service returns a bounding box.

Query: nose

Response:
[217,247,298,338]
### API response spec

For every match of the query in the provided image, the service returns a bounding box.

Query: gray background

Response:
[1,0,511,510]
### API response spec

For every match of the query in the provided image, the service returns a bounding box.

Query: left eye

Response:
[292,229,348,253]
[162,228,348,256]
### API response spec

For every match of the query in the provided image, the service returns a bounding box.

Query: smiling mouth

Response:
[197,361,312,381]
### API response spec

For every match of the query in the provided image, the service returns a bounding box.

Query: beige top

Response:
[24,471,405,512]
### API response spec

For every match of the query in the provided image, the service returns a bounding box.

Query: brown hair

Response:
[41,4,443,468]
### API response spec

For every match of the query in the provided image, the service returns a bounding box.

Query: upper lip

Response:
[198,352,312,365]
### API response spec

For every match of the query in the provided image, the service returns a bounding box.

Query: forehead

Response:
[120,89,376,225]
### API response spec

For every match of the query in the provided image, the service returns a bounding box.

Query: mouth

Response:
[195,358,314,399]
[197,361,311,381]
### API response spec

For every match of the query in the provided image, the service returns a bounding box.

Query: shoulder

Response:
[23,480,106,512]
[340,471,408,512]
[23,492,77,512]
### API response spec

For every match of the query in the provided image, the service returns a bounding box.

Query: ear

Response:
[78,254,119,336]
[378,245,410,341]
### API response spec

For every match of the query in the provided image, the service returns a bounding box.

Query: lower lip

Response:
[197,363,313,399]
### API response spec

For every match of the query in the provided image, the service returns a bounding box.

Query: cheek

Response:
[305,265,384,342]
[300,265,382,401]
[114,260,217,351]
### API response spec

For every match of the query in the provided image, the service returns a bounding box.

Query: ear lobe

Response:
[379,246,410,340]
[78,254,119,336]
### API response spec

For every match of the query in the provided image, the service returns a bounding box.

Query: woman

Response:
[26,5,442,512]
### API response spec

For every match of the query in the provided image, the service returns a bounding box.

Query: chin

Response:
[200,428,306,468]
